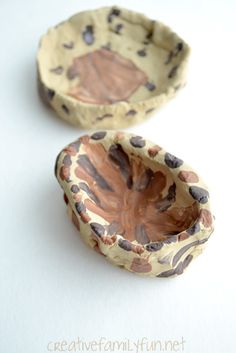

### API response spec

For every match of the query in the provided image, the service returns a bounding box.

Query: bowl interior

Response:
[75,140,199,244]
[38,7,187,106]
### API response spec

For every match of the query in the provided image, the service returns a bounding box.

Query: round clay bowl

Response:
[55,131,214,277]
[38,6,190,129]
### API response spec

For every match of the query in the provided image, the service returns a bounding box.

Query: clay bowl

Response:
[37,6,190,129]
[55,131,214,277]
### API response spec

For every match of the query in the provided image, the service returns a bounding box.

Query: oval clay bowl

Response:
[55,131,214,277]
[38,6,190,129]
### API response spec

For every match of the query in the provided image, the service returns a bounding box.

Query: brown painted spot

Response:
[168,66,178,79]
[178,232,189,241]
[91,131,107,140]
[146,242,163,252]
[90,223,105,237]
[115,23,123,34]
[165,51,173,65]
[130,136,146,148]
[37,77,55,105]
[62,104,69,114]
[199,209,213,227]
[145,82,156,91]
[137,49,147,57]
[80,213,91,223]
[82,25,94,45]
[71,185,80,193]
[145,108,155,114]
[178,171,199,183]
[118,239,132,251]
[174,84,182,92]
[50,66,63,75]
[64,145,78,156]
[63,41,74,49]
[189,186,209,204]
[146,29,153,40]
[126,109,137,116]
[165,153,183,168]
[46,89,55,101]
[73,194,82,202]
[107,7,121,23]
[174,42,183,55]
[131,258,152,273]
[114,132,125,143]
[59,166,70,181]
[79,135,90,145]
[75,201,91,223]
[148,145,162,157]
[96,114,113,121]
[101,234,117,245]
[67,49,148,104]
[75,201,85,213]
[133,244,145,255]
[165,43,183,65]
[62,155,72,166]
[186,222,200,235]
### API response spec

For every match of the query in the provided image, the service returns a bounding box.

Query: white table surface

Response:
[1,1,236,352]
